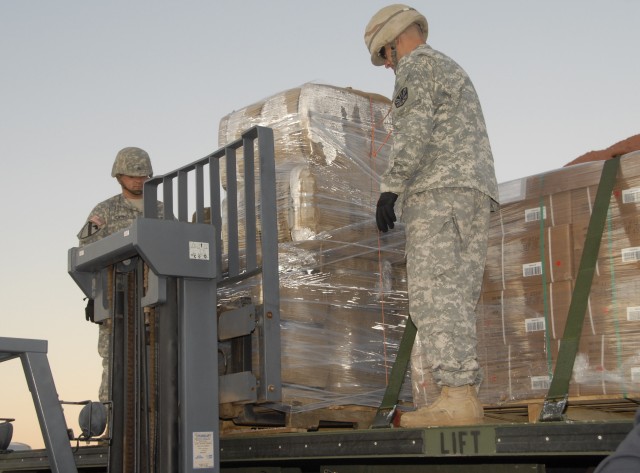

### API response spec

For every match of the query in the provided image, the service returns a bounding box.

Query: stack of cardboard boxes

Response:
[477,152,640,404]
[217,83,413,413]
[217,82,640,413]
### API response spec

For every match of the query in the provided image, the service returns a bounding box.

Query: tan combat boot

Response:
[399,384,483,428]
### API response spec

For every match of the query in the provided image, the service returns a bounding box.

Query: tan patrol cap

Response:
[364,4,428,66]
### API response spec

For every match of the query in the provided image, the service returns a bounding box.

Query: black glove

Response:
[376,192,398,232]
[84,298,101,324]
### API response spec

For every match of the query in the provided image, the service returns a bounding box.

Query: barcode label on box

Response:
[631,367,640,383]
[627,307,640,321]
[621,247,640,263]
[525,206,547,222]
[525,317,546,332]
[523,262,543,277]
[622,188,640,204]
[531,376,551,390]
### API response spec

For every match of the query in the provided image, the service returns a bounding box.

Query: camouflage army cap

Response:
[111,147,153,177]
[364,4,428,66]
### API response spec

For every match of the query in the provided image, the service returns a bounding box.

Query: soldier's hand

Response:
[376,192,398,232]
[84,298,102,324]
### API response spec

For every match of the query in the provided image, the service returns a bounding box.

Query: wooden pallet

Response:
[286,404,378,431]
[485,394,640,423]
[219,394,640,436]
[220,405,379,436]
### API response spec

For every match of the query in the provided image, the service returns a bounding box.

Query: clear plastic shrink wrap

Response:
[480,151,640,404]
[217,82,640,413]
[217,83,414,413]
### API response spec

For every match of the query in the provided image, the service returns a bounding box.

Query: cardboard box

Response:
[572,213,640,277]
[488,191,572,240]
[483,223,574,292]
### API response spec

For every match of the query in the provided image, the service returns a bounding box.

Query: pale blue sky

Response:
[1,0,638,448]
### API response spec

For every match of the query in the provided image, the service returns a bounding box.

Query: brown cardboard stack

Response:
[216,83,413,413]
[217,82,640,414]
[477,150,640,404]
[218,83,393,243]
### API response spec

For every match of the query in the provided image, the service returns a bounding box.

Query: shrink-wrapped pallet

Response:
[216,83,414,415]
[475,150,640,405]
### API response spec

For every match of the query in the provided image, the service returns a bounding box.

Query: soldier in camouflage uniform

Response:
[364,4,499,427]
[77,147,154,403]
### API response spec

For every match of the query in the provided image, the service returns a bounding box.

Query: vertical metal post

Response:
[109,285,125,473]
[242,137,257,270]
[179,278,219,472]
[225,147,239,277]
[256,126,282,402]
[208,157,223,279]
[158,278,179,473]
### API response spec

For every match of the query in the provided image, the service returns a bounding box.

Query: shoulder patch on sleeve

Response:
[78,216,105,240]
[89,215,105,227]
[394,87,408,108]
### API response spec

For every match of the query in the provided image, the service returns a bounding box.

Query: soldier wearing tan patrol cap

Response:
[364,4,499,428]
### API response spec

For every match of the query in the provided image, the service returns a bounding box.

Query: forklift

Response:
[1,125,281,473]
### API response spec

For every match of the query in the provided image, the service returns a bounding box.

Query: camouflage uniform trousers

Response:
[97,318,112,403]
[403,187,491,389]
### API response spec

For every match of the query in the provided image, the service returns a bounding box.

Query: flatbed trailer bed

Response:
[0,420,633,472]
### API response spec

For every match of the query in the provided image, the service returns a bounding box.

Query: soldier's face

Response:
[118,174,148,198]
[379,44,396,71]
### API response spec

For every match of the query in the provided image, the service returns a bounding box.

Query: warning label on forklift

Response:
[189,241,210,260]
[192,431,214,469]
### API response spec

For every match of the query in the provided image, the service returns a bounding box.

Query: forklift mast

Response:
[68,126,281,473]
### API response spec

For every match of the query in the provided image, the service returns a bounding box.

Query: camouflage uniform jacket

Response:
[382,44,499,210]
[77,193,161,246]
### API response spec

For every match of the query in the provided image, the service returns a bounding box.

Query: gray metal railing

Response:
[142,125,282,404]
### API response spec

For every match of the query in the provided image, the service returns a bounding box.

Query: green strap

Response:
[370,316,417,428]
[538,189,553,377]
[540,156,621,421]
